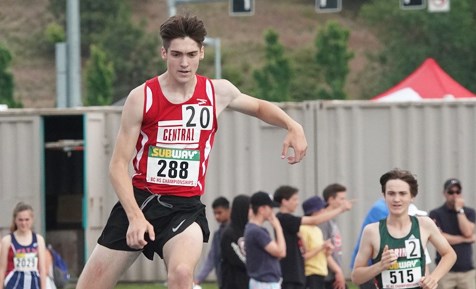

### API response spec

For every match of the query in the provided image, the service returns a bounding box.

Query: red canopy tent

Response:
[372,58,476,101]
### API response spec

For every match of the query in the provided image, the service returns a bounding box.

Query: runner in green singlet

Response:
[351,169,456,289]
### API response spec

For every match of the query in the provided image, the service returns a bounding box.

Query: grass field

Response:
[114,282,217,289]
[111,281,359,289]
[64,282,218,289]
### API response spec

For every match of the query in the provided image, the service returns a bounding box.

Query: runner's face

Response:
[15,210,33,232]
[213,207,230,224]
[161,37,204,84]
[384,179,414,216]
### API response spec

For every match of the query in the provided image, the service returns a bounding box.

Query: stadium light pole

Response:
[66,0,82,107]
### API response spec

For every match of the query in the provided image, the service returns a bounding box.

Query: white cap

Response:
[408,204,428,216]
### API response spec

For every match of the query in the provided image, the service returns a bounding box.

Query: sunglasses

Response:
[447,189,461,195]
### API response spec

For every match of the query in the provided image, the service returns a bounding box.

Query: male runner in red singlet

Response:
[76,14,308,289]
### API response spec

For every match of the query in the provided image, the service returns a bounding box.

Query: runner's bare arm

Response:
[213,79,307,164]
[351,224,395,285]
[420,218,456,289]
[109,85,155,249]
[0,236,11,287]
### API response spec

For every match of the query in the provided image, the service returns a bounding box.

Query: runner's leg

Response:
[76,244,140,289]
[163,222,204,289]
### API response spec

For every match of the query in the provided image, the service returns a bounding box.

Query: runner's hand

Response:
[126,214,155,249]
[420,276,438,289]
[281,123,307,164]
[380,245,397,271]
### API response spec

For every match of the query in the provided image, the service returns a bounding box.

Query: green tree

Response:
[48,0,122,54]
[85,45,115,106]
[97,4,163,101]
[0,44,22,108]
[39,22,66,55]
[360,0,476,97]
[315,21,354,100]
[289,48,321,102]
[48,0,163,102]
[44,22,66,44]
[253,29,293,102]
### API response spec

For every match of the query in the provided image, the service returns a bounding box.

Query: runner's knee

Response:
[168,263,194,285]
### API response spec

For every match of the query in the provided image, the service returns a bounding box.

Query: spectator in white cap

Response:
[429,178,476,289]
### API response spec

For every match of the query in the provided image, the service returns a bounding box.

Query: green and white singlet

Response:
[372,216,426,289]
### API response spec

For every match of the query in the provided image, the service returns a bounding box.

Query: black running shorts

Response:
[97,187,210,260]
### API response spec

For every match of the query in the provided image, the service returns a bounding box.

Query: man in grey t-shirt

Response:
[319,184,350,289]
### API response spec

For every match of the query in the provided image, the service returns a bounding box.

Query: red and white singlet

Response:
[131,75,218,197]
[5,233,40,289]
